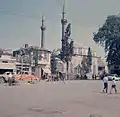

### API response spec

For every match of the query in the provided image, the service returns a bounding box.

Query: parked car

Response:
[0,72,10,83]
[0,72,17,84]
[108,74,120,81]
[0,76,6,83]
[114,75,120,81]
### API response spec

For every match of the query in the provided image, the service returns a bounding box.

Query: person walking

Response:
[110,78,117,94]
[8,73,13,86]
[59,72,65,83]
[103,74,108,93]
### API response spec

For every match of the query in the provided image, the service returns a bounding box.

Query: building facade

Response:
[13,44,51,77]
[35,48,51,77]
[0,50,16,74]
[56,43,100,79]
[72,45,98,75]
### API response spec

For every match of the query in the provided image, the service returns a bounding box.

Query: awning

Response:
[42,68,51,74]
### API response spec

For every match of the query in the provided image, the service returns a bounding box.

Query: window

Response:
[39,51,43,60]
[2,61,8,63]
[44,52,48,60]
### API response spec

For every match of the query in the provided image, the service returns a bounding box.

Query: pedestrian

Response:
[59,72,65,83]
[95,74,97,80]
[8,73,13,86]
[110,78,117,94]
[103,74,108,93]
[92,74,94,80]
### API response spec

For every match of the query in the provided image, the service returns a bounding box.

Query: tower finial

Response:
[62,0,66,19]
[42,15,45,26]
[41,15,46,48]
[61,0,67,41]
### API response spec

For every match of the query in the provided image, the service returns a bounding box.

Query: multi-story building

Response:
[71,44,99,75]
[13,44,51,77]
[56,43,100,79]
[13,15,52,78]
[0,49,16,74]
[35,48,51,77]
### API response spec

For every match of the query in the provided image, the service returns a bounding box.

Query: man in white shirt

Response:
[110,78,117,94]
[103,75,108,93]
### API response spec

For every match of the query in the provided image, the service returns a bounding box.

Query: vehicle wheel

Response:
[0,77,5,84]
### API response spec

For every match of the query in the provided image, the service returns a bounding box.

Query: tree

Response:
[87,47,92,72]
[93,15,120,66]
[81,56,89,74]
[0,49,3,57]
[33,47,39,67]
[51,49,60,74]
[51,56,57,74]
[60,23,74,80]
[107,39,120,65]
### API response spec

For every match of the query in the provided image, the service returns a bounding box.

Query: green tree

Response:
[51,49,60,74]
[87,47,92,72]
[33,47,39,67]
[93,15,120,66]
[81,56,89,74]
[60,23,73,80]
[0,49,3,57]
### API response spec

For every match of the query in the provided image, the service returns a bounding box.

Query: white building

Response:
[13,45,51,78]
[35,48,51,77]
[0,50,16,74]
[72,45,99,75]
[56,43,100,79]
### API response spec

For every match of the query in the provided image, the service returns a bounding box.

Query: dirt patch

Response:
[28,107,65,115]
[89,114,102,117]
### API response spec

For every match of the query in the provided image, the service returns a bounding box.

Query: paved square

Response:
[0,80,120,117]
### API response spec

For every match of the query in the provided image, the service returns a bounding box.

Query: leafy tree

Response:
[33,47,39,67]
[51,49,61,74]
[107,39,120,65]
[87,47,92,72]
[60,23,74,80]
[0,49,3,57]
[81,56,89,74]
[93,15,120,66]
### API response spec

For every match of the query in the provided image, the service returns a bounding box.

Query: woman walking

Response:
[110,78,117,94]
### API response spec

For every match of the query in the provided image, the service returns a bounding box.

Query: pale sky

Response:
[0,0,120,58]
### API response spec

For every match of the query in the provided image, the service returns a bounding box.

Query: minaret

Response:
[41,16,46,48]
[61,1,67,42]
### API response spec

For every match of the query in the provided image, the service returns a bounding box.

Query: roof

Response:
[39,48,51,53]
[73,42,88,49]
[2,52,12,56]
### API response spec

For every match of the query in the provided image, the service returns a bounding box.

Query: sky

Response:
[0,0,120,58]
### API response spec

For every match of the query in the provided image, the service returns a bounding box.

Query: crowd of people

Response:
[42,72,65,82]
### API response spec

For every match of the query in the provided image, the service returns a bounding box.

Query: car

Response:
[0,72,10,83]
[0,76,6,83]
[114,75,120,81]
[108,74,120,81]
[108,74,115,81]
[0,72,17,84]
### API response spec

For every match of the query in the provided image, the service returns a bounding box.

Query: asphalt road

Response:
[0,80,120,117]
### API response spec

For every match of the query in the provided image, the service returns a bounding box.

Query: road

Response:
[0,80,120,117]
